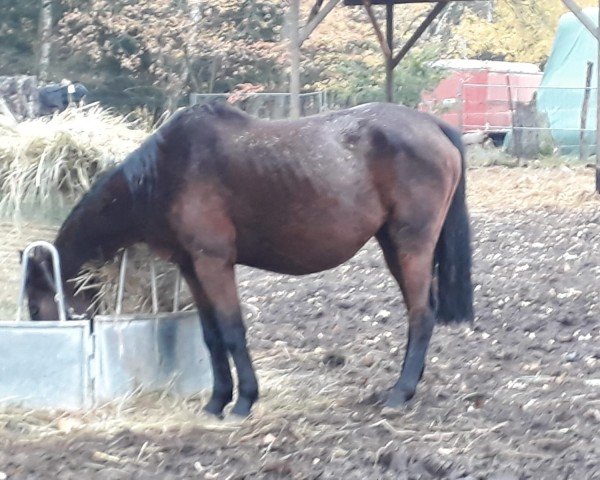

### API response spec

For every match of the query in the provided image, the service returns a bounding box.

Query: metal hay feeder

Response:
[0,242,211,409]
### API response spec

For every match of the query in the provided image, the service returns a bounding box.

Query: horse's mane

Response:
[56,135,159,244]
[120,135,159,205]
[55,166,118,241]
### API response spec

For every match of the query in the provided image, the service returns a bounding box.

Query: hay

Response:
[75,246,195,316]
[467,165,599,212]
[0,105,160,318]
[0,104,147,214]
[0,100,195,318]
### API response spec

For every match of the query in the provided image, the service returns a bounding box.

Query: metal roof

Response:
[433,59,542,74]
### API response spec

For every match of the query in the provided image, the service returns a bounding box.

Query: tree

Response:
[450,0,599,64]
[57,0,286,112]
[4,0,591,113]
[0,1,40,75]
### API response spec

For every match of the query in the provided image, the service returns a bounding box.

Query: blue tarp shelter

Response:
[537,8,599,154]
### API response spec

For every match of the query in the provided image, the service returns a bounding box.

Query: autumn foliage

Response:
[0,0,595,112]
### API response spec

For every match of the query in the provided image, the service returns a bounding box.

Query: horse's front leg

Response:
[191,254,259,417]
[181,268,234,417]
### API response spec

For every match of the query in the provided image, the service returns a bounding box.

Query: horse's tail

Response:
[433,122,474,324]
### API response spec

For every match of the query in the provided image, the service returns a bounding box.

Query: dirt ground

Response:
[0,166,599,479]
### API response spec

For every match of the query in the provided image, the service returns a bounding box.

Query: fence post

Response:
[597,4,600,193]
[459,82,464,132]
[580,61,593,162]
[506,75,521,165]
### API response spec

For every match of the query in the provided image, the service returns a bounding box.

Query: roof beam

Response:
[391,1,446,69]
[300,0,341,46]
[362,1,392,59]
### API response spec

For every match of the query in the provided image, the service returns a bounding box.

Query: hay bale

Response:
[0,104,147,215]
[0,104,184,319]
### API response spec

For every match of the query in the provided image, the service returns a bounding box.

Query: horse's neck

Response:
[54,236,93,283]
[54,171,139,282]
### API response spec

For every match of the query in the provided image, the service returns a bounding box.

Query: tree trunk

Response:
[39,0,53,81]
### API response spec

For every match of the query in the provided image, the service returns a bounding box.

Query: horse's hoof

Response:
[230,397,254,418]
[202,407,224,420]
[203,399,227,419]
[197,409,224,424]
[385,388,414,409]
[221,413,247,426]
[381,405,406,418]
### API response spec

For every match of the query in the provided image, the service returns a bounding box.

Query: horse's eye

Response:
[30,305,40,318]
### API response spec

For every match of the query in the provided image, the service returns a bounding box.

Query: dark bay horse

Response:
[23,102,473,417]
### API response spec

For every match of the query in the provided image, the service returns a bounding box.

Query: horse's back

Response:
[163,102,462,274]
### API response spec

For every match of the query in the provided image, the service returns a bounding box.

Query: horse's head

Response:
[21,247,94,321]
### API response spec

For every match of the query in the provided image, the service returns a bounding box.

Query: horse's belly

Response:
[238,236,367,275]
[236,207,384,275]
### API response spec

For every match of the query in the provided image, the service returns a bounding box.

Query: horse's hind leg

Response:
[377,227,436,407]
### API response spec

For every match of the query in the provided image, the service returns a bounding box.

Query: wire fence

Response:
[421,82,598,158]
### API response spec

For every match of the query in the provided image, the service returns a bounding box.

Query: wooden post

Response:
[299,0,340,45]
[391,2,447,69]
[289,0,301,119]
[580,61,593,162]
[39,0,53,81]
[506,75,521,165]
[458,82,464,132]
[361,1,445,104]
[385,3,394,102]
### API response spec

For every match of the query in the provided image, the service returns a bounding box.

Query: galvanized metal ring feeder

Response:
[0,242,212,409]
